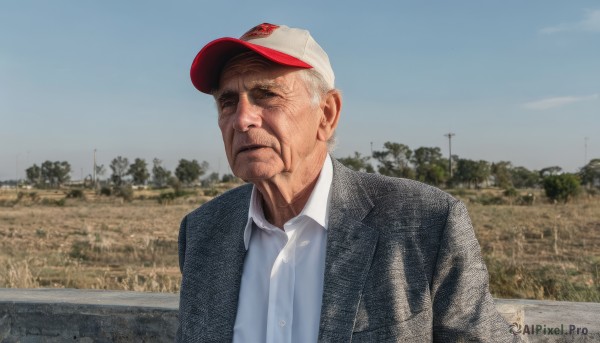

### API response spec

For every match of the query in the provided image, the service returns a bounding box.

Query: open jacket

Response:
[177,160,523,342]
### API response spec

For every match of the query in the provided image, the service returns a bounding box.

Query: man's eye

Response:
[255,89,278,99]
[219,99,236,110]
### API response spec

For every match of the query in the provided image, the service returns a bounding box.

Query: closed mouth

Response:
[238,145,267,153]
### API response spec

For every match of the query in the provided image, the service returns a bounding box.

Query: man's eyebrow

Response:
[215,90,237,102]
[252,80,285,91]
[215,79,291,99]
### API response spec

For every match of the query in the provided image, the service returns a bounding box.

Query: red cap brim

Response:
[190,37,313,93]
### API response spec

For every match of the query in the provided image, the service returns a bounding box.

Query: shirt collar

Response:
[243,154,333,249]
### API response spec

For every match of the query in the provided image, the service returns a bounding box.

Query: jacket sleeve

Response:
[431,200,524,342]
[176,215,188,343]
[178,215,188,274]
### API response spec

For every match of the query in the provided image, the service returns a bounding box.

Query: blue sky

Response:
[1,1,599,181]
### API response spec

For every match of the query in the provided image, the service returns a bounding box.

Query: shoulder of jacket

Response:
[186,183,253,219]
[357,172,456,204]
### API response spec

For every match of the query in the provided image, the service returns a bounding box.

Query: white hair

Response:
[298,68,338,152]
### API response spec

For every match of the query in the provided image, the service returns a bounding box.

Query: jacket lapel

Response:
[318,160,379,341]
[183,187,250,341]
[203,217,247,340]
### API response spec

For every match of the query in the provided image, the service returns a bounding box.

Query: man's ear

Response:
[317,90,342,142]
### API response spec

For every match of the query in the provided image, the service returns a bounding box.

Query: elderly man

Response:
[178,23,522,342]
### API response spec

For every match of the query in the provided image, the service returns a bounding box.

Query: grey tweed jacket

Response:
[177,160,523,342]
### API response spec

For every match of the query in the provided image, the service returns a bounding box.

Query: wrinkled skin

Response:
[214,55,341,228]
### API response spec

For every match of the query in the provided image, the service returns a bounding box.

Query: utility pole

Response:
[93,149,97,187]
[444,133,455,178]
[15,154,19,191]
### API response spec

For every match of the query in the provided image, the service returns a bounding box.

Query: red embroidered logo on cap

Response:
[241,23,279,40]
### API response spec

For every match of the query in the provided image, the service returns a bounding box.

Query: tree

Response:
[539,166,562,178]
[411,147,448,186]
[453,159,490,188]
[95,164,106,180]
[221,173,236,183]
[453,159,476,188]
[40,160,71,188]
[26,164,41,185]
[202,172,220,188]
[579,158,600,189]
[337,152,374,173]
[372,142,414,178]
[127,158,150,185]
[152,158,172,188]
[473,160,491,187]
[110,156,129,186]
[56,162,71,186]
[510,166,540,189]
[41,161,53,187]
[175,159,208,186]
[491,161,512,189]
[543,174,580,203]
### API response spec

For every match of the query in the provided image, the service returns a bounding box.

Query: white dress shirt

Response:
[233,155,333,343]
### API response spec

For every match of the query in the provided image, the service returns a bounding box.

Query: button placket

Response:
[266,227,295,342]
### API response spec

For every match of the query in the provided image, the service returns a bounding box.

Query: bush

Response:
[70,240,92,260]
[221,174,236,183]
[543,174,580,203]
[66,189,86,199]
[38,198,65,206]
[157,189,197,204]
[174,189,195,198]
[15,192,25,204]
[114,185,134,202]
[28,192,40,202]
[157,192,176,204]
[474,194,506,206]
[203,188,220,197]
[517,193,535,206]
[99,187,112,196]
[503,187,518,198]
[584,188,598,197]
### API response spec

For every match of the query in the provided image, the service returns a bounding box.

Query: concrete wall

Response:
[0,289,177,343]
[0,288,598,342]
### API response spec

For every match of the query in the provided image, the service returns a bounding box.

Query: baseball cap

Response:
[190,23,334,94]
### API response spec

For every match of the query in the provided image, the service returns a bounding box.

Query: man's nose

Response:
[232,95,261,132]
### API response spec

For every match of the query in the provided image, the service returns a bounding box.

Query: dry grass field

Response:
[0,186,599,302]
[465,193,600,302]
[0,188,207,293]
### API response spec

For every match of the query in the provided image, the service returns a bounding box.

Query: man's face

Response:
[214,56,323,182]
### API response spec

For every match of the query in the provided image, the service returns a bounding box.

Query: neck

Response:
[254,151,327,229]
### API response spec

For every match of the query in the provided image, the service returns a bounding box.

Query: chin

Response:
[234,164,282,182]
[236,170,278,182]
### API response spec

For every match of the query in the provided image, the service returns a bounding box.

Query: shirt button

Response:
[282,256,288,263]
[279,320,286,327]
